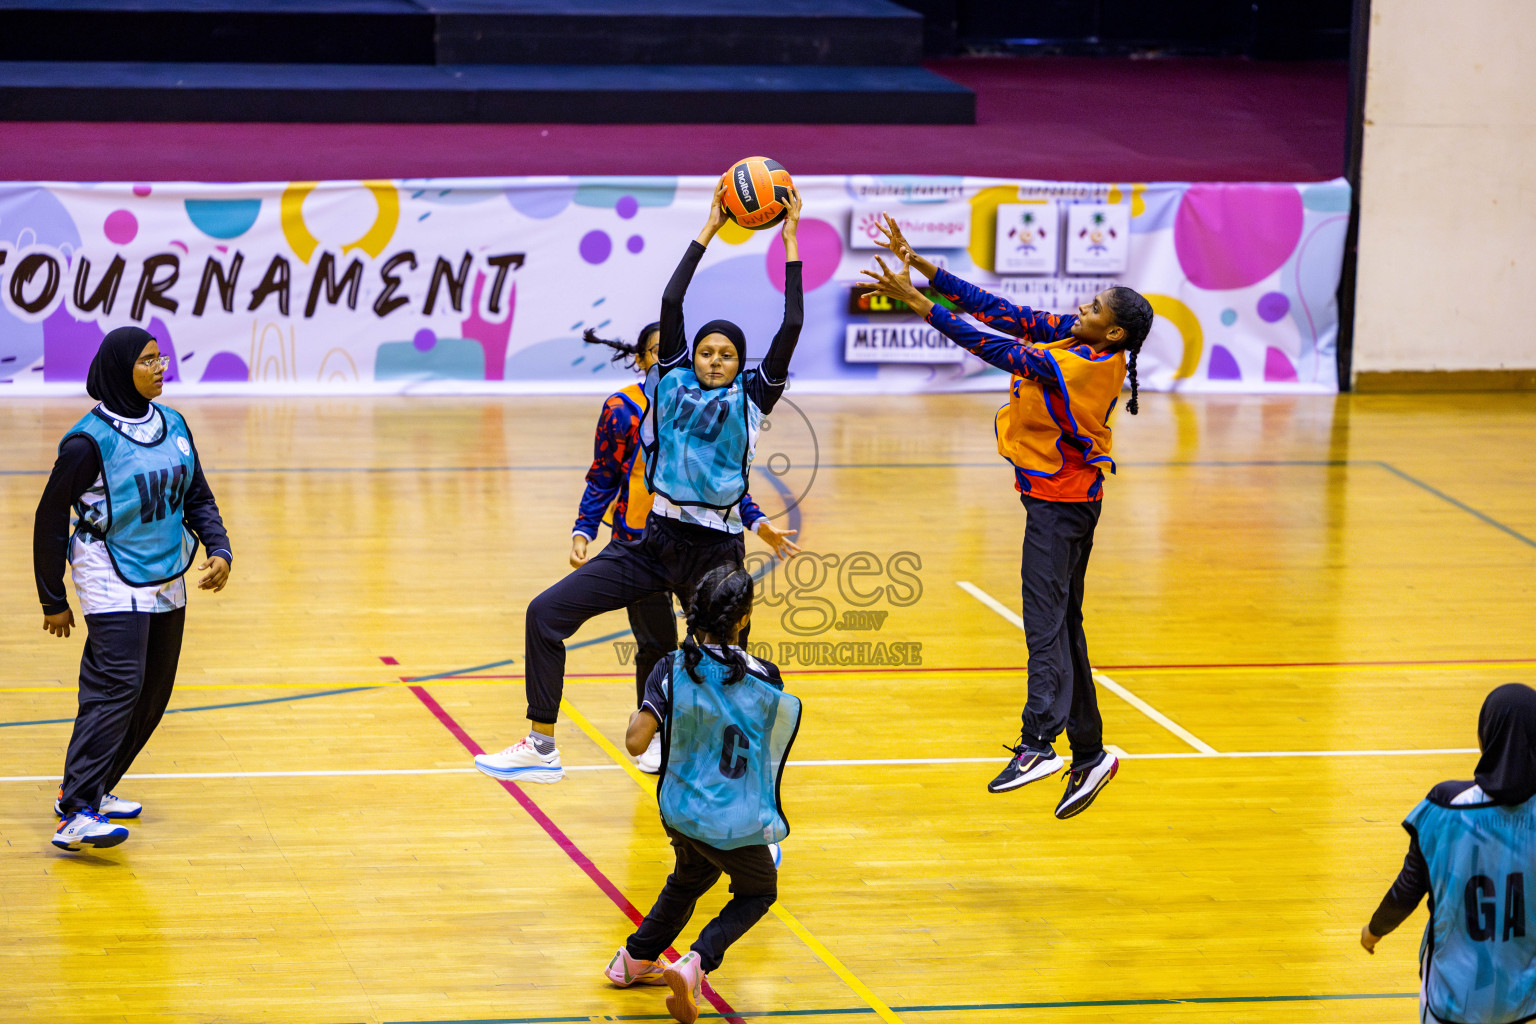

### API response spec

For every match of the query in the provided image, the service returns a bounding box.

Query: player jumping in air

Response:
[862,214,1152,819]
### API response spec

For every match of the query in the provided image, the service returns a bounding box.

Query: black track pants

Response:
[626,824,778,973]
[525,514,745,725]
[1017,496,1105,765]
[627,591,678,708]
[59,607,185,815]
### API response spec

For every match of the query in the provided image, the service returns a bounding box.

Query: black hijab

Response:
[692,319,746,367]
[86,326,156,419]
[1474,683,1536,805]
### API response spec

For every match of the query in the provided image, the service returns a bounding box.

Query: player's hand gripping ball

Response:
[721,156,795,230]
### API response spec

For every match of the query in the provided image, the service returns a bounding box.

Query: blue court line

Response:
[0,685,378,729]
[380,991,1418,1023]
[1375,461,1536,549]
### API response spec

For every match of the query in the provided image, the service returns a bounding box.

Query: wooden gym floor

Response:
[2,390,1533,1024]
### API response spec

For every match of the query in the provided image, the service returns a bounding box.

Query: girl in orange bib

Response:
[863,215,1152,819]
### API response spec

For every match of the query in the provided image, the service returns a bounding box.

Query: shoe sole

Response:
[636,762,661,775]
[1055,757,1119,819]
[987,756,1065,793]
[473,761,564,784]
[52,831,128,851]
[662,968,700,1024]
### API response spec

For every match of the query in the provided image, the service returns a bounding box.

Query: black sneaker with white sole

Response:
[987,743,1065,793]
[1054,751,1120,819]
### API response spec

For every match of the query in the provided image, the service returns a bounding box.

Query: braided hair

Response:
[582,321,661,372]
[1103,286,1154,415]
[681,564,755,687]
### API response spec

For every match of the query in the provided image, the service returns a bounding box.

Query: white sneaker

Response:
[769,842,782,868]
[473,738,564,784]
[52,809,129,851]
[636,733,662,774]
[55,789,141,819]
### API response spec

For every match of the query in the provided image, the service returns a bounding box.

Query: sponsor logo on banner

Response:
[847,284,958,316]
[848,204,971,251]
[994,202,1059,275]
[845,324,966,364]
[1065,203,1130,275]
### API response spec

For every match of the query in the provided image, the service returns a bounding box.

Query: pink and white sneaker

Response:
[662,950,706,1023]
[603,947,669,987]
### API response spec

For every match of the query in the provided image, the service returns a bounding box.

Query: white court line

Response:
[0,748,1482,783]
[957,580,1220,754]
[1093,672,1219,754]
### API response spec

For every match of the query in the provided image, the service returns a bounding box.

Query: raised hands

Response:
[872,213,938,280]
[699,175,732,245]
[860,254,933,318]
[780,187,802,260]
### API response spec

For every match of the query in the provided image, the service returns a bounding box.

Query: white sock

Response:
[528,732,556,755]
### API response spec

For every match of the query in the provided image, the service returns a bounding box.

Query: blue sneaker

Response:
[53,809,129,851]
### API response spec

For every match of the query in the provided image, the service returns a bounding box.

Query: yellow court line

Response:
[558,697,908,1024]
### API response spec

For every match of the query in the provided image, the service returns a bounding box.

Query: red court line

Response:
[407,685,746,1024]
[421,655,1536,683]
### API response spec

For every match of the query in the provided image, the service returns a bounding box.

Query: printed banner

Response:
[0,175,1349,395]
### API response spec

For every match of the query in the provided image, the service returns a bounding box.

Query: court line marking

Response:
[955,581,1219,754]
[0,685,379,727]
[1092,672,1219,754]
[0,747,1482,785]
[1376,460,1536,550]
[558,697,907,1024]
[378,990,1419,1023]
[406,684,748,1024]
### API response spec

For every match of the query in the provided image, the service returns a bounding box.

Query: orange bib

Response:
[995,341,1125,478]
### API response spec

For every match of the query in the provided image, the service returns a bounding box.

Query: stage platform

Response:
[0,0,965,124]
[0,57,1347,182]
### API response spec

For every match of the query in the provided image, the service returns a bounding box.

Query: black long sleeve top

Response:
[657,240,803,414]
[34,432,232,614]
[1367,779,1480,937]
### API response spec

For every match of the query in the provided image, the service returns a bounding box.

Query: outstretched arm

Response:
[749,188,804,414]
[862,256,1055,382]
[873,213,1070,341]
[658,178,733,374]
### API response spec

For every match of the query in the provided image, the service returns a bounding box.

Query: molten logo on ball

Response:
[722,156,794,231]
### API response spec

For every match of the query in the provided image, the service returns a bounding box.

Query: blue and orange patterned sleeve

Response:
[926,305,1059,385]
[573,397,633,539]
[738,492,767,532]
[930,267,1076,343]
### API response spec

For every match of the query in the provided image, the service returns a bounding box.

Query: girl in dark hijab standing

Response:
[475,180,803,784]
[33,326,233,852]
[1361,683,1536,1024]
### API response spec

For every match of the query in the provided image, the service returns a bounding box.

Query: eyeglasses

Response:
[137,355,170,371]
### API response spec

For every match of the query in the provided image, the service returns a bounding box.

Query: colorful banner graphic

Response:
[0,175,1348,395]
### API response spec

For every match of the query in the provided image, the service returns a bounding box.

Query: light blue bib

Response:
[1407,794,1536,1024]
[641,367,760,511]
[64,405,199,587]
[657,648,800,850]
